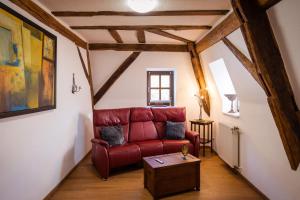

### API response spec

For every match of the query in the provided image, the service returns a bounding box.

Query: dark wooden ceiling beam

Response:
[136,30,146,43]
[257,0,282,10]
[232,0,300,170]
[146,29,192,43]
[89,43,188,52]
[52,10,230,17]
[196,12,242,53]
[108,29,123,43]
[9,0,87,48]
[188,42,210,116]
[70,25,212,31]
[94,52,141,103]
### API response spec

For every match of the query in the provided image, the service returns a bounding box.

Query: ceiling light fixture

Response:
[127,0,158,13]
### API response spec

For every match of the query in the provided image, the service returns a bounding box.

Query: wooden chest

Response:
[143,153,201,199]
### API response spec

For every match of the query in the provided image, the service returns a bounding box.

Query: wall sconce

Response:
[72,73,81,94]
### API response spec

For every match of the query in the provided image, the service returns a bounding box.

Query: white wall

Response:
[200,0,300,199]
[91,51,201,122]
[0,1,93,200]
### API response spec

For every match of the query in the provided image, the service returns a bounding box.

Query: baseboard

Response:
[43,149,92,200]
[214,153,269,200]
[236,171,269,200]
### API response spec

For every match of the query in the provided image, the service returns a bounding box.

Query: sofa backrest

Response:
[128,107,158,142]
[93,108,130,142]
[93,107,187,142]
[151,107,186,138]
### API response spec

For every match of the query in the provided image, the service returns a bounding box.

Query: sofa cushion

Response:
[152,107,186,138]
[151,107,186,122]
[101,125,125,147]
[129,107,158,142]
[165,121,185,140]
[162,139,194,154]
[136,140,163,157]
[108,143,141,168]
[129,121,158,142]
[94,108,130,141]
[130,107,154,122]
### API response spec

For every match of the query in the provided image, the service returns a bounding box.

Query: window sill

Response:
[223,112,240,118]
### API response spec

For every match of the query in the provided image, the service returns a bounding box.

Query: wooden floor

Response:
[48,150,265,200]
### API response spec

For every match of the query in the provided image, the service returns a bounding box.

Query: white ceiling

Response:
[37,0,231,43]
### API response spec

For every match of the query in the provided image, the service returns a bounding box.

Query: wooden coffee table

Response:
[143,153,201,199]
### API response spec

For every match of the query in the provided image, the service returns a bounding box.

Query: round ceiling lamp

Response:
[127,0,158,13]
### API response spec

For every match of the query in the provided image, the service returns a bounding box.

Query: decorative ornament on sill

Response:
[72,73,81,94]
[224,94,238,113]
[127,0,158,13]
[194,93,204,120]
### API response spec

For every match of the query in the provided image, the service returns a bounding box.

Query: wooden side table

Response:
[190,119,214,156]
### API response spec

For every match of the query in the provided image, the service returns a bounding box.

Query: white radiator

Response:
[218,123,240,168]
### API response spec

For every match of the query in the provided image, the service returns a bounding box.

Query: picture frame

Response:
[0,2,57,119]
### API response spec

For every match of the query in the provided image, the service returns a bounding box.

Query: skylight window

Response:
[209,59,240,117]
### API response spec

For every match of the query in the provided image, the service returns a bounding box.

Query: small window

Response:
[147,71,174,106]
[209,59,240,117]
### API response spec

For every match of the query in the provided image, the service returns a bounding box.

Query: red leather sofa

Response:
[91,107,200,179]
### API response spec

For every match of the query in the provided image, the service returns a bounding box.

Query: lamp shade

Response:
[127,0,158,13]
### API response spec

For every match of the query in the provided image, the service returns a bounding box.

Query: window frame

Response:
[147,71,174,106]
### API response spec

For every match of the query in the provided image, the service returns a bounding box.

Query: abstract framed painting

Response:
[0,3,57,119]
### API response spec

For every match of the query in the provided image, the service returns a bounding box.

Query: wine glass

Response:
[181,144,189,160]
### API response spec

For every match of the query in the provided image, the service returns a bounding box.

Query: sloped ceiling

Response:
[37,0,231,43]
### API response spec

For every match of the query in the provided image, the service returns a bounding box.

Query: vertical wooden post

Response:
[136,30,146,43]
[86,48,95,106]
[188,42,211,116]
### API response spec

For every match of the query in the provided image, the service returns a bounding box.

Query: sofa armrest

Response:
[186,130,200,157]
[91,140,110,179]
[185,130,199,144]
[91,138,109,149]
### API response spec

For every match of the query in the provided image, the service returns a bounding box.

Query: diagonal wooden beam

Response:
[77,46,95,107]
[8,0,87,48]
[70,25,211,31]
[108,29,123,43]
[232,0,300,170]
[188,42,210,116]
[146,29,192,43]
[89,43,188,52]
[77,46,89,80]
[257,0,282,10]
[196,12,242,53]
[222,37,265,90]
[136,30,146,43]
[52,10,230,17]
[94,52,141,103]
